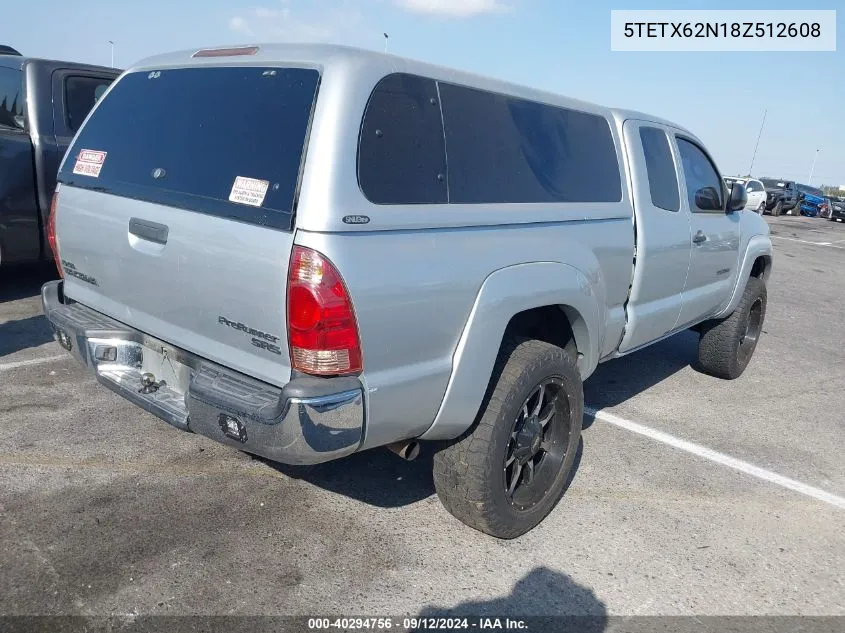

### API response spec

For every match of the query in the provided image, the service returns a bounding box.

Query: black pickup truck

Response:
[0,52,119,269]
[760,178,801,216]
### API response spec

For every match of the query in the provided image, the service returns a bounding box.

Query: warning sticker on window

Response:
[229,176,270,207]
[72,149,107,177]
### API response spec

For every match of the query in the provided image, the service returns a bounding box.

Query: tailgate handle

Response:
[129,218,169,245]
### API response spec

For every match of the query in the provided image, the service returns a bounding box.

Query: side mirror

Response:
[694,186,723,211]
[727,182,747,212]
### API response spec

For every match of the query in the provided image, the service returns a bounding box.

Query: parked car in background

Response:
[819,198,831,219]
[829,196,845,222]
[795,184,825,217]
[0,52,119,270]
[724,177,766,214]
[42,43,773,539]
[761,178,800,216]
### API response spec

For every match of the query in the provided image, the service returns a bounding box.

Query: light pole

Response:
[107,40,114,68]
[807,148,820,185]
[383,33,389,54]
[747,109,767,176]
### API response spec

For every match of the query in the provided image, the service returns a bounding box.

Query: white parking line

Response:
[771,235,845,249]
[586,406,845,511]
[0,354,67,373]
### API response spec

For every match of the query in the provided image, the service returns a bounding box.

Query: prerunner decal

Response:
[229,176,270,207]
[72,149,107,178]
[218,316,282,356]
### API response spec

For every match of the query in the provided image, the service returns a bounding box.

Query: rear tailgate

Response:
[53,64,320,387]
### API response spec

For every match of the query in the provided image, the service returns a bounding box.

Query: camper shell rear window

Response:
[58,66,320,230]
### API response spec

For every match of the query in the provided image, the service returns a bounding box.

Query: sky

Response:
[6,0,843,186]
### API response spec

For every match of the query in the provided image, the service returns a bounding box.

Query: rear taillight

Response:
[47,191,63,277]
[287,246,362,376]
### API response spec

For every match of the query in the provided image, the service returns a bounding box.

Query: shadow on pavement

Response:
[267,445,437,508]
[417,566,607,629]
[583,330,698,428]
[0,263,56,303]
[0,314,54,357]
[0,265,56,357]
[267,436,584,512]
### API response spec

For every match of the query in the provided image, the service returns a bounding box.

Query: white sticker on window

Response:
[72,149,107,177]
[229,176,270,207]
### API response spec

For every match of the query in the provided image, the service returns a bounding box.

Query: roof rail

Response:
[0,45,22,56]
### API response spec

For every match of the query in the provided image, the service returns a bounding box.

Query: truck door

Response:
[617,121,691,353]
[0,65,41,264]
[674,135,741,327]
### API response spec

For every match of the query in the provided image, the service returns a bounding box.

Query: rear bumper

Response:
[41,280,365,465]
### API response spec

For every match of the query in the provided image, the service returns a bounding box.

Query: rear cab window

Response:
[59,65,320,230]
[64,75,114,132]
[761,179,784,189]
[0,66,25,130]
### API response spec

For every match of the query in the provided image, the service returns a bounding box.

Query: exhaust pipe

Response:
[387,440,420,461]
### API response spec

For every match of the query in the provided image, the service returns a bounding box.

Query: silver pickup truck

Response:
[42,44,772,538]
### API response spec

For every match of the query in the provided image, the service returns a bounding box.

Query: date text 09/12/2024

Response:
[307,617,529,630]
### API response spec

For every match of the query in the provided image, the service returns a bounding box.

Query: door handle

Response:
[692,231,707,244]
[129,218,169,245]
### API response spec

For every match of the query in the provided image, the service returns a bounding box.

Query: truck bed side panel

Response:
[296,215,633,449]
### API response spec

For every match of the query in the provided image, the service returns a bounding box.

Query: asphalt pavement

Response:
[0,216,843,620]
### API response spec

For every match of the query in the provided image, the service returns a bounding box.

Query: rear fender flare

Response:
[419,262,601,441]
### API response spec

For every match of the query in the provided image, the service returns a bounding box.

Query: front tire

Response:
[757,202,765,215]
[697,277,767,380]
[433,338,583,539]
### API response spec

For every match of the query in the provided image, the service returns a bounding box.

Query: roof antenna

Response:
[747,109,766,176]
[383,33,389,54]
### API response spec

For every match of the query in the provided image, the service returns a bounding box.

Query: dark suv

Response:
[761,178,800,216]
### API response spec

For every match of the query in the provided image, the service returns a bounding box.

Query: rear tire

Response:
[433,338,583,539]
[772,201,782,217]
[697,277,767,380]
